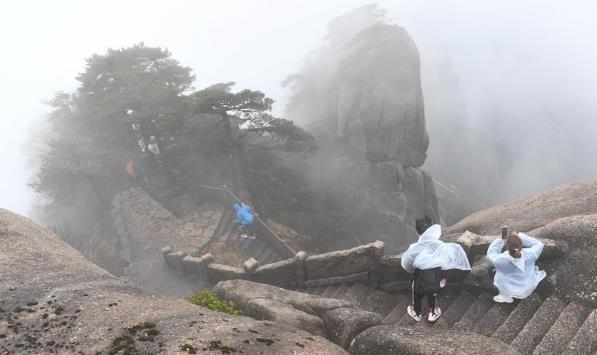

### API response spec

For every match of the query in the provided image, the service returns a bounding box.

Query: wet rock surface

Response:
[0,209,346,354]
[349,325,518,354]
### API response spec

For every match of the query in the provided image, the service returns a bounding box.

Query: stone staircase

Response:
[211,207,284,265]
[304,282,597,353]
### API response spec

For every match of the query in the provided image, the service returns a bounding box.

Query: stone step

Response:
[213,209,232,238]
[452,292,494,332]
[311,286,326,295]
[227,228,240,245]
[239,235,253,254]
[321,284,340,298]
[263,251,280,265]
[245,239,264,258]
[510,295,566,353]
[342,283,375,308]
[220,215,236,241]
[331,284,350,300]
[257,247,274,264]
[472,301,515,337]
[492,293,543,344]
[535,303,592,354]
[360,290,398,317]
[566,308,597,354]
[433,290,476,329]
[383,293,413,324]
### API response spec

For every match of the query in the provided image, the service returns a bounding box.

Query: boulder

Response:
[349,325,518,354]
[322,307,383,349]
[213,279,352,317]
[446,181,597,236]
[245,298,326,337]
[0,209,347,355]
[304,241,384,280]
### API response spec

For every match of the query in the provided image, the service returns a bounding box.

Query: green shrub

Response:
[187,290,242,316]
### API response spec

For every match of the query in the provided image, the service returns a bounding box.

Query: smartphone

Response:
[501,226,508,239]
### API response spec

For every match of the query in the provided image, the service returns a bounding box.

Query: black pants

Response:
[239,223,255,236]
[411,280,438,314]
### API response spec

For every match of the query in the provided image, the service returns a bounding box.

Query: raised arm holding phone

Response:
[487,227,546,303]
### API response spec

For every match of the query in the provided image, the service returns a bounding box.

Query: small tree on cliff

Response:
[186,82,316,196]
[31,44,195,268]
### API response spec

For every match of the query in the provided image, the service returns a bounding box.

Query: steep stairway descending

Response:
[302,282,597,354]
[211,207,284,265]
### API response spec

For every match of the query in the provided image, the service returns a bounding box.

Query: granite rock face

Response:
[349,325,518,354]
[446,181,597,307]
[214,279,388,349]
[0,209,346,354]
[245,298,326,337]
[446,181,597,236]
[322,307,383,349]
[261,23,441,253]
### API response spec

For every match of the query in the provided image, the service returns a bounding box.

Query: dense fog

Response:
[1,0,596,222]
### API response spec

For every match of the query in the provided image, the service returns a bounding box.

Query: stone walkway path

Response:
[112,188,221,298]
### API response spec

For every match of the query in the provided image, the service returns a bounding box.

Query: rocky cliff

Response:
[264,23,441,253]
[0,209,345,354]
[446,180,597,307]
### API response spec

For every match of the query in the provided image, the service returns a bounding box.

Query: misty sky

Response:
[1,0,596,216]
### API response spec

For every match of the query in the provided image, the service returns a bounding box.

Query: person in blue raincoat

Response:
[401,221,471,322]
[233,203,256,239]
[487,231,546,303]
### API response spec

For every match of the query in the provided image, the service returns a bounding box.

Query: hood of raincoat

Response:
[418,224,442,244]
[509,250,526,271]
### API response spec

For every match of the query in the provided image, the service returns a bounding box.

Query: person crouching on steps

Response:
[487,231,546,303]
[233,202,256,239]
[401,219,471,322]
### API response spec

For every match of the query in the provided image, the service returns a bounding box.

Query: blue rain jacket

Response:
[401,224,471,273]
[487,233,546,299]
[233,203,254,225]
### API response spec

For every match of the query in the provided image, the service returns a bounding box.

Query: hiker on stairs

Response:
[233,202,256,240]
[487,231,546,304]
[401,219,471,322]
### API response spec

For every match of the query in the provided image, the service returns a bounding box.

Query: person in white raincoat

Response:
[401,223,471,322]
[487,231,546,303]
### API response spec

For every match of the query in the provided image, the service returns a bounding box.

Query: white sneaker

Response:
[493,294,514,303]
[240,234,248,239]
[407,305,421,322]
[428,306,442,322]
[248,235,256,240]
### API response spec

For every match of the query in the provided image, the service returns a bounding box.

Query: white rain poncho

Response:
[401,224,471,273]
[487,233,546,299]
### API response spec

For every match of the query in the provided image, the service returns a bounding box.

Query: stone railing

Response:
[196,184,296,259]
[162,241,412,291]
[162,232,570,293]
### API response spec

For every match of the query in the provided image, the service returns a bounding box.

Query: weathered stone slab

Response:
[243,258,259,274]
[160,245,172,264]
[164,251,186,270]
[305,241,384,280]
[457,231,569,258]
[245,298,326,337]
[213,279,352,318]
[322,307,383,349]
[207,263,248,283]
[379,280,411,292]
[378,254,411,284]
[181,255,206,275]
[350,325,518,354]
[253,258,296,285]
[305,272,369,288]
